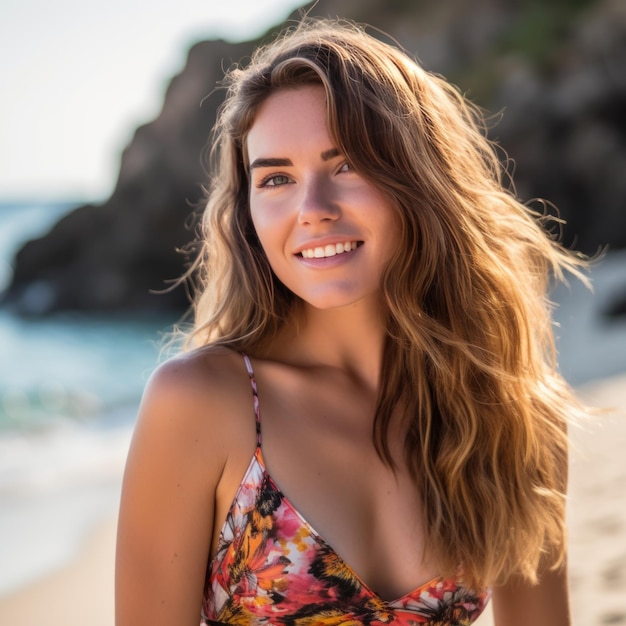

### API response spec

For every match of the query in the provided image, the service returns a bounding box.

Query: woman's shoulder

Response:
[137,345,255,448]
[145,345,246,400]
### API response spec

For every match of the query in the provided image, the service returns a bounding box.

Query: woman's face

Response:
[247,85,399,312]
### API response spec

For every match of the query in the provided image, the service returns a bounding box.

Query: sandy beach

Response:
[0,374,624,626]
[0,515,117,626]
[566,377,626,624]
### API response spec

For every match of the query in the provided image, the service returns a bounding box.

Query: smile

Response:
[298,241,361,259]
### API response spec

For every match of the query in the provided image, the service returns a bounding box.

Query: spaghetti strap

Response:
[241,353,262,447]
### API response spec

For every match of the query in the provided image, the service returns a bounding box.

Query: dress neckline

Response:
[252,445,445,605]
[236,353,474,605]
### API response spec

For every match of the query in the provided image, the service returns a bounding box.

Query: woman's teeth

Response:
[300,241,359,259]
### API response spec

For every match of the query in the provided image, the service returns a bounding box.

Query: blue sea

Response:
[0,200,625,596]
[0,201,178,595]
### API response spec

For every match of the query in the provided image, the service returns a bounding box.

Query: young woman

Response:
[116,18,587,626]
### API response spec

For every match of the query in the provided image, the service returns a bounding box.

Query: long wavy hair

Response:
[185,18,588,589]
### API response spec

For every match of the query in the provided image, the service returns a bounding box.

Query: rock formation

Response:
[3,0,625,315]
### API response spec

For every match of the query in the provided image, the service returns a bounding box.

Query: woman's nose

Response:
[297,178,340,225]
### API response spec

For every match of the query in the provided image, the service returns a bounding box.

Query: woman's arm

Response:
[115,356,230,626]
[491,562,570,626]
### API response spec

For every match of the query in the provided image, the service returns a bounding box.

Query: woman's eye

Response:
[338,161,353,173]
[258,174,291,188]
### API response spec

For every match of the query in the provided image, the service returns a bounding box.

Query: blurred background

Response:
[0,0,625,624]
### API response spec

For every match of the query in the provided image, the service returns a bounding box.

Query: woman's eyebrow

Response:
[249,157,292,172]
[320,148,340,161]
[249,148,341,174]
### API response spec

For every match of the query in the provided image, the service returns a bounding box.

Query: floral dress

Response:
[201,355,490,625]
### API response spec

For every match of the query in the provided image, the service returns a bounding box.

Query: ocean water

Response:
[552,250,626,387]
[0,201,625,596]
[0,201,177,594]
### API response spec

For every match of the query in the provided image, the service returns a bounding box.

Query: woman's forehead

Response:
[246,86,331,162]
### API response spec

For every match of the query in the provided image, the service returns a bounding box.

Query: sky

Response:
[0,0,306,202]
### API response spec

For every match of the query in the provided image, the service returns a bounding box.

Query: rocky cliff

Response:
[3,0,625,315]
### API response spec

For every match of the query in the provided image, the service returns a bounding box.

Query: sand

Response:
[567,377,626,625]
[0,516,117,626]
[1,375,625,626]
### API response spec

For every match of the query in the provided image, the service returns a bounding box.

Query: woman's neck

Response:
[268,299,387,392]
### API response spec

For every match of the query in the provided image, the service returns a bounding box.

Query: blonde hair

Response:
[185,18,588,589]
